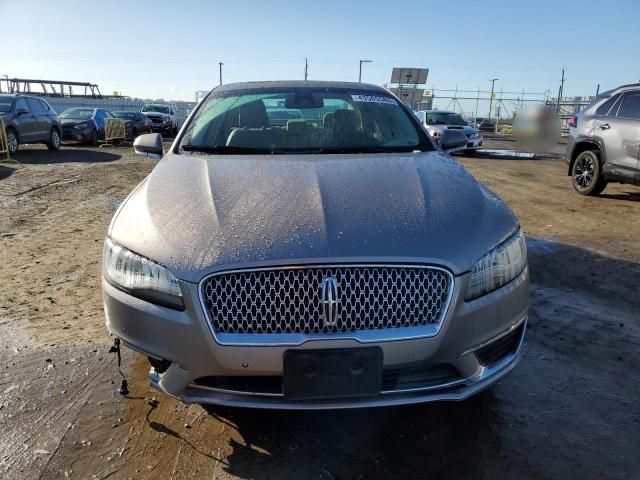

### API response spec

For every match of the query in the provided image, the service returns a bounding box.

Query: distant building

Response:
[195,91,209,103]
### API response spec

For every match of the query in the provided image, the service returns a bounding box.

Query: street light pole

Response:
[218,62,224,86]
[304,57,309,81]
[488,78,498,123]
[359,60,372,83]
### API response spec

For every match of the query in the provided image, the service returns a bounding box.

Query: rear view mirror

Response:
[285,91,324,109]
[134,133,163,159]
[440,129,468,152]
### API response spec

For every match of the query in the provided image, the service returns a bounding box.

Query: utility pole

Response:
[495,89,503,133]
[218,62,223,86]
[556,68,565,113]
[488,78,498,123]
[359,59,372,83]
[474,87,480,128]
[596,83,600,97]
[304,58,309,81]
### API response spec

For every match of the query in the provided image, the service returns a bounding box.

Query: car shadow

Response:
[12,147,120,164]
[0,165,16,181]
[203,390,499,479]
[599,190,640,202]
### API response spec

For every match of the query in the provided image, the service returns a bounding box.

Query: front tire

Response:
[6,128,19,155]
[46,127,61,151]
[572,150,607,196]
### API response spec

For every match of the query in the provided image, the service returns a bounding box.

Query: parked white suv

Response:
[415,110,483,154]
[566,83,640,195]
[141,103,178,136]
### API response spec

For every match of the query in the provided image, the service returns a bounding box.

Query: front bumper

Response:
[104,267,529,409]
[151,123,171,133]
[62,127,92,141]
[465,136,483,150]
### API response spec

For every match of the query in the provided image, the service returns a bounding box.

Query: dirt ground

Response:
[0,139,638,480]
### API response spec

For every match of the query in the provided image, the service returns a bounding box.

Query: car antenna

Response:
[109,337,129,395]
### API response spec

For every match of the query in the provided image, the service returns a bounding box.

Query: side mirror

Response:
[134,133,163,159]
[440,129,468,152]
[16,108,29,115]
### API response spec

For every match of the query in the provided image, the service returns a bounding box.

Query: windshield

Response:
[142,105,169,114]
[61,108,93,120]
[0,98,12,113]
[179,88,431,154]
[426,112,467,126]
[113,112,135,120]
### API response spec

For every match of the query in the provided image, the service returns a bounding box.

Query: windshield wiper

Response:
[180,144,273,155]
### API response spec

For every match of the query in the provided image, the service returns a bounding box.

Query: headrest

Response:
[238,100,268,128]
[333,109,359,131]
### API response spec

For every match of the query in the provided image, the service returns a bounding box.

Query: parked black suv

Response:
[0,94,62,154]
[566,83,640,195]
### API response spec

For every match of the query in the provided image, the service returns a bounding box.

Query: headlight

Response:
[103,238,184,310]
[470,132,480,139]
[465,229,527,301]
[74,122,88,129]
[163,117,170,123]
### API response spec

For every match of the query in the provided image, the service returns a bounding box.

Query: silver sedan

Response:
[103,81,528,409]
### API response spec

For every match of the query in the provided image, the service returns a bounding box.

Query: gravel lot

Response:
[0,139,638,480]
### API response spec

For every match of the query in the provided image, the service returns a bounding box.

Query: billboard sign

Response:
[391,68,428,85]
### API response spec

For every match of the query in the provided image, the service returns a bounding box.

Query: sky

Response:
[2,0,639,105]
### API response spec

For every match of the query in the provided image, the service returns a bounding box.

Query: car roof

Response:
[212,80,388,94]
[599,83,640,98]
[0,94,37,100]
[63,107,97,113]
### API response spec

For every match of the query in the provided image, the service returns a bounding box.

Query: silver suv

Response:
[566,83,640,195]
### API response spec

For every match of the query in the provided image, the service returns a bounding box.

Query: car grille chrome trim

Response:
[199,264,454,345]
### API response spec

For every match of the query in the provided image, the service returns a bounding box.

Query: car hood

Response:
[143,111,170,117]
[109,151,517,282]
[429,125,478,136]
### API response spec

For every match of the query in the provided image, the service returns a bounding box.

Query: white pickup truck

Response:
[140,103,178,136]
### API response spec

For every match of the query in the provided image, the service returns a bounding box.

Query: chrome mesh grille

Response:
[201,266,452,335]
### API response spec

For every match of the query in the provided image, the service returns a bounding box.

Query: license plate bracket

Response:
[284,347,383,400]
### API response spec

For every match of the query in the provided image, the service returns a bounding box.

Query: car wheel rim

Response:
[574,156,595,189]
[52,131,60,148]
[7,133,17,153]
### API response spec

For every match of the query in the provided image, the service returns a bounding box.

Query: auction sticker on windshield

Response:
[351,94,397,105]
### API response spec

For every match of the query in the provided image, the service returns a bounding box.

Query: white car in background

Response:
[415,110,483,154]
[141,103,178,136]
